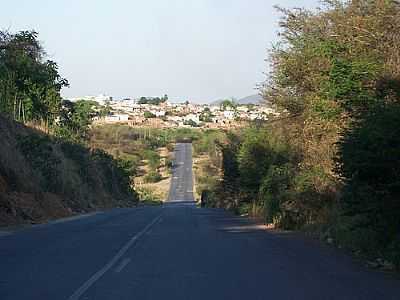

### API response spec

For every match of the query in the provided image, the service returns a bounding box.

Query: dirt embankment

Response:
[0,115,137,227]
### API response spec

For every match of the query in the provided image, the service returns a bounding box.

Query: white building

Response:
[154,110,166,117]
[105,114,129,122]
[68,94,113,105]
[210,106,220,113]
[184,114,200,124]
[94,94,113,105]
[237,106,249,113]
[249,113,268,121]
[223,110,235,120]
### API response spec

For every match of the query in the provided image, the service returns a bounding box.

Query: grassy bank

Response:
[0,115,138,226]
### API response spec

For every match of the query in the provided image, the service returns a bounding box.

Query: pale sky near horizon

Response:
[2,0,320,103]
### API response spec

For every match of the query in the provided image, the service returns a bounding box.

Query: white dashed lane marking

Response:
[114,258,131,273]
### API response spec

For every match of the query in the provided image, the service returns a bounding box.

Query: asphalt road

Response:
[167,143,194,202]
[1,143,399,299]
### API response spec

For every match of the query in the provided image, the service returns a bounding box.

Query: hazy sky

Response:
[2,0,320,103]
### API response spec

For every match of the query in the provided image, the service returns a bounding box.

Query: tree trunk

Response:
[13,94,17,119]
[22,100,25,123]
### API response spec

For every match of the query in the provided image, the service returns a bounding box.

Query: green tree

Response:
[183,119,198,127]
[220,99,236,111]
[56,100,98,141]
[199,107,213,122]
[337,104,400,264]
[237,129,271,191]
[138,96,168,105]
[144,111,156,118]
[0,30,68,125]
[259,0,400,263]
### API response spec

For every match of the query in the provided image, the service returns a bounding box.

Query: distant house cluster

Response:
[67,94,279,129]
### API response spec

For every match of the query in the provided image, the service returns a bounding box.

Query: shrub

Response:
[143,111,156,118]
[144,171,162,183]
[17,134,61,192]
[136,187,162,205]
[143,149,160,170]
[259,164,292,224]
[336,104,400,266]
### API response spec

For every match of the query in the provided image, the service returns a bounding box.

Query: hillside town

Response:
[66,94,279,128]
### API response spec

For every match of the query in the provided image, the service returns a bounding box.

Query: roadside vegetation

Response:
[0,114,138,226]
[191,130,226,202]
[1,1,399,270]
[90,125,171,201]
[201,1,400,270]
[0,30,138,225]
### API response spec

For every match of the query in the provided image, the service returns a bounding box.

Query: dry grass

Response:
[193,154,221,201]
[134,147,172,201]
[0,115,137,226]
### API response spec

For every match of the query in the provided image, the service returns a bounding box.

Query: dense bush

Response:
[260,0,400,266]
[336,104,400,265]
[15,128,138,208]
[259,163,293,224]
[206,0,400,267]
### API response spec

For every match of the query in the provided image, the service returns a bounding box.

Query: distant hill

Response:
[210,94,269,106]
[209,99,225,106]
[237,94,267,105]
